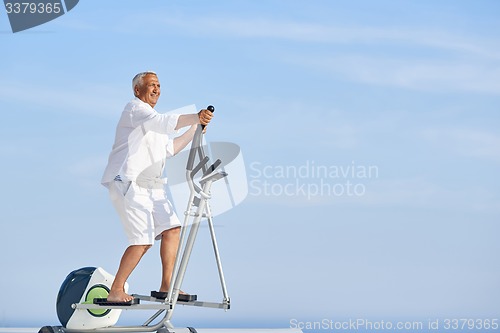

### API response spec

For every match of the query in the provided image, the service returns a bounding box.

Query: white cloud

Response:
[0,79,127,118]
[421,127,500,163]
[282,53,500,94]
[156,14,500,59]
[359,177,500,214]
[150,14,500,94]
[244,171,500,214]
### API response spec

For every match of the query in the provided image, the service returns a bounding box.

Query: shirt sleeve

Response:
[144,112,180,135]
[130,101,180,135]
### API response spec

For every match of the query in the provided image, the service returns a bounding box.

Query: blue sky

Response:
[1,0,499,330]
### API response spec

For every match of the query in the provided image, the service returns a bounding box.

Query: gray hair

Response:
[132,71,157,96]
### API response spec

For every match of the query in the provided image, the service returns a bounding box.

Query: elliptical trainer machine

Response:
[40,105,232,333]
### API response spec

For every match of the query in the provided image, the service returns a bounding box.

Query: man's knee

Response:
[162,227,180,238]
[130,244,152,254]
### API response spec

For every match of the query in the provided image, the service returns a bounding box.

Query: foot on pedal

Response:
[93,298,140,306]
[151,290,197,302]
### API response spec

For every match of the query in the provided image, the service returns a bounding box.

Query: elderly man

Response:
[101,71,213,303]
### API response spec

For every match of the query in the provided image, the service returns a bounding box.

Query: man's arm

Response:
[175,109,213,130]
[172,125,197,155]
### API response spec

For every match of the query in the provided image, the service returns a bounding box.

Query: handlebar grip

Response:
[202,105,215,129]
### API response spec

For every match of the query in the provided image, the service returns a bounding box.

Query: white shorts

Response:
[109,180,181,245]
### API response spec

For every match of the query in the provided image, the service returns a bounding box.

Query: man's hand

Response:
[198,109,213,126]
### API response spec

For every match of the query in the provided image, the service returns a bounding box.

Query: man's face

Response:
[135,74,161,108]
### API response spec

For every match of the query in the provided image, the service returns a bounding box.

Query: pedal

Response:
[151,291,197,302]
[178,294,197,302]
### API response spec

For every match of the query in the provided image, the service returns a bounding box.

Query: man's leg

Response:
[159,227,181,292]
[108,244,151,302]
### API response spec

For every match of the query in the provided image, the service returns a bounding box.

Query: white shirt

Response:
[101,98,195,187]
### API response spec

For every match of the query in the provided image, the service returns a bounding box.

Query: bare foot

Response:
[107,289,134,302]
